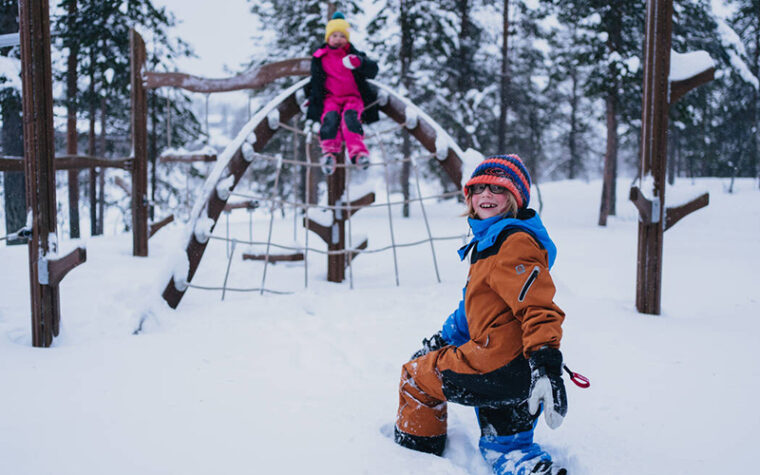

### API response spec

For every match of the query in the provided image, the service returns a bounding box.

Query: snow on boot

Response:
[320,153,336,175]
[351,154,370,170]
[479,430,563,475]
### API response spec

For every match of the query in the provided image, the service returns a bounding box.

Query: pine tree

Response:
[542,0,644,225]
[726,0,760,183]
[0,0,25,244]
[53,0,200,231]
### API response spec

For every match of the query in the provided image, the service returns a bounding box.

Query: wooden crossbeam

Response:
[149,215,175,238]
[46,247,87,287]
[242,252,305,263]
[347,192,376,219]
[159,154,217,163]
[665,193,709,231]
[224,200,259,212]
[0,155,133,171]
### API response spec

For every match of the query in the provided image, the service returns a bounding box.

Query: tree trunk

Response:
[598,90,617,226]
[456,0,472,149]
[754,16,759,187]
[66,0,79,238]
[399,0,414,217]
[497,0,510,152]
[2,90,25,244]
[149,90,158,220]
[88,64,98,236]
[97,93,106,235]
[1,0,25,245]
[568,66,579,179]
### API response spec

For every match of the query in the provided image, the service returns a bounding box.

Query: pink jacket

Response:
[313,45,361,99]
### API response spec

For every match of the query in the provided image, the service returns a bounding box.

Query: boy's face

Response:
[327,31,347,48]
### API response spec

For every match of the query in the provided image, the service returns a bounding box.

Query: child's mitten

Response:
[527,347,568,429]
[409,331,448,360]
[342,54,362,70]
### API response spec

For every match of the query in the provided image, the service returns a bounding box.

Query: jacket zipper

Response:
[518,266,540,302]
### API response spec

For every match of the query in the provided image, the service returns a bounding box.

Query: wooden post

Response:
[327,156,346,282]
[18,0,59,347]
[130,28,149,257]
[633,0,714,315]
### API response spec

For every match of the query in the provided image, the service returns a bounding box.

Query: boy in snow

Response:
[307,12,379,176]
[394,155,568,475]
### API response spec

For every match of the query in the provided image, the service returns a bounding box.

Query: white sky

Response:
[152,0,257,77]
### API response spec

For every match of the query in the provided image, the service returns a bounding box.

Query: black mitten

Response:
[527,347,568,429]
[409,331,448,360]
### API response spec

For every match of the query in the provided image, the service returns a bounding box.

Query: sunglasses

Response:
[468,184,507,195]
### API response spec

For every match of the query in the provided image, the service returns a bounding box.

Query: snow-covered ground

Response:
[1,177,758,475]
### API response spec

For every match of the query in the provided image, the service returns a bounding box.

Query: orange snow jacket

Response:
[438,210,564,375]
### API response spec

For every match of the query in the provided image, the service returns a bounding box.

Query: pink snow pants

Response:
[319,95,369,159]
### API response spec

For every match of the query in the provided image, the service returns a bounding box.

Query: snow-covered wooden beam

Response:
[669,50,716,104]
[144,58,311,93]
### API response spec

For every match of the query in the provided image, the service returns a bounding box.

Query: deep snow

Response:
[1,177,759,475]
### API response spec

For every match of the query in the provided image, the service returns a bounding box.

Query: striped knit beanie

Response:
[325,12,350,42]
[463,154,532,209]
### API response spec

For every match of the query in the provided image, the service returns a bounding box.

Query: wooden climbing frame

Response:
[136,33,466,307]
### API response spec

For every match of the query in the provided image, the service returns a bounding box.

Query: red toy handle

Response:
[563,364,590,389]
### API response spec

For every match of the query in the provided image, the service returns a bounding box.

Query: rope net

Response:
[183,110,468,299]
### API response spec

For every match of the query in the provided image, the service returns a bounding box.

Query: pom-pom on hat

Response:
[325,11,350,42]
[463,154,532,209]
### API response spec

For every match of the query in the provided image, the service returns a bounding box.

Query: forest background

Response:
[0,0,758,239]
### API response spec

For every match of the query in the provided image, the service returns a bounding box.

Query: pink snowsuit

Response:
[313,45,370,159]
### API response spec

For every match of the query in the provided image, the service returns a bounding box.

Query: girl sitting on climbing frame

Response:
[307,11,379,176]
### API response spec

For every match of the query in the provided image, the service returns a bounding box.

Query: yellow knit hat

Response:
[325,12,350,42]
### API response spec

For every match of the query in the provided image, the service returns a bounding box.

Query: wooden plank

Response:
[224,200,259,212]
[242,252,305,263]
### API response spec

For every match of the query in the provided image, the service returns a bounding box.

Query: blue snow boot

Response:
[479,431,567,475]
